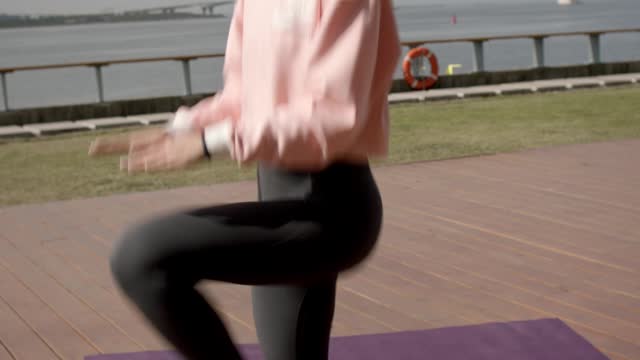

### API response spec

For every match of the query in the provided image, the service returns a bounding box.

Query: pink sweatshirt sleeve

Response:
[172,0,244,130]
[230,0,387,169]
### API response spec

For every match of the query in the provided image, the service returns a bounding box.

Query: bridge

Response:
[123,1,234,16]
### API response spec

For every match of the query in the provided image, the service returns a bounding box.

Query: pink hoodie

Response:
[173,0,401,171]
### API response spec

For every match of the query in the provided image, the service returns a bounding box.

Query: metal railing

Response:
[1,28,638,111]
[401,28,640,73]
[0,53,224,111]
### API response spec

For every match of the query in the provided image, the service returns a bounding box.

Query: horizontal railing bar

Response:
[400,27,640,47]
[0,52,225,73]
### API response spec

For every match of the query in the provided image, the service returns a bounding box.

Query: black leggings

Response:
[109,161,383,360]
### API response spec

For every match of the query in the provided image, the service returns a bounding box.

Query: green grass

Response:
[1,86,639,207]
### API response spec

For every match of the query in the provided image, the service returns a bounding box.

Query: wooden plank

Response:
[381,198,638,282]
[333,301,395,335]
[387,156,640,214]
[369,250,545,320]
[381,217,640,325]
[605,353,631,360]
[378,234,640,345]
[343,269,493,326]
[41,234,120,292]
[399,193,638,267]
[0,343,15,360]
[440,184,639,243]
[0,208,166,351]
[380,162,640,227]
[571,324,640,360]
[0,238,142,354]
[380,180,638,248]
[0,345,15,360]
[382,209,640,314]
[0,296,59,360]
[355,256,505,325]
[40,239,166,350]
[0,258,96,359]
[6,218,254,352]
[384,201,640,291]
[337,282,434,331]
[375,249,640,359]
[454,155,640,204]
[422,158,640,214]
[496,153,640,187]
[388,203,633,286]
[410,158,638,216]
[503,140,640,171]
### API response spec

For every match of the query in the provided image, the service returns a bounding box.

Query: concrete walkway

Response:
[1,73,638,139]
[388,72,639,103]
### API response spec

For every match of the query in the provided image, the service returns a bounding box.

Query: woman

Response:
[89,0,400,359]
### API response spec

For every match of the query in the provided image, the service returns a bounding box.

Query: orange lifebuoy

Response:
[403,47,439,90]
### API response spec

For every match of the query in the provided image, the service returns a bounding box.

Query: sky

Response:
[0,0,574,15]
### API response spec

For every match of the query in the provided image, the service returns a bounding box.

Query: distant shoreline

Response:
[0,13,225,29]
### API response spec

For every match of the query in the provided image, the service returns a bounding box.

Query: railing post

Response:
[1,72,9,111]
[182,59,192,96]
[472,40,485,72]
[589,33,601,64]
[94,65,105,103]
[532,36,545,68]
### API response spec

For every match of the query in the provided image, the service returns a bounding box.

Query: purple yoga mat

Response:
[85,318,610,360]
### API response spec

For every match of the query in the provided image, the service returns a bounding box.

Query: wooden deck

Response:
[1,139,639,360]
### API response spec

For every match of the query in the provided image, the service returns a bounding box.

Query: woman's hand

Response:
[120,131,206,174]
[89,128,207,173]
[88,128,168,156]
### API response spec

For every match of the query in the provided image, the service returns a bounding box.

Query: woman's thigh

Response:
[112,199,365,287]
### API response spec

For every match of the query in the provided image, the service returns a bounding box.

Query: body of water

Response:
[0,0,638,109]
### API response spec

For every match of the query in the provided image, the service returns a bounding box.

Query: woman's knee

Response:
[110,219,161,294]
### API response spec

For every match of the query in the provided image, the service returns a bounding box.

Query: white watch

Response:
[203,119,233,155]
